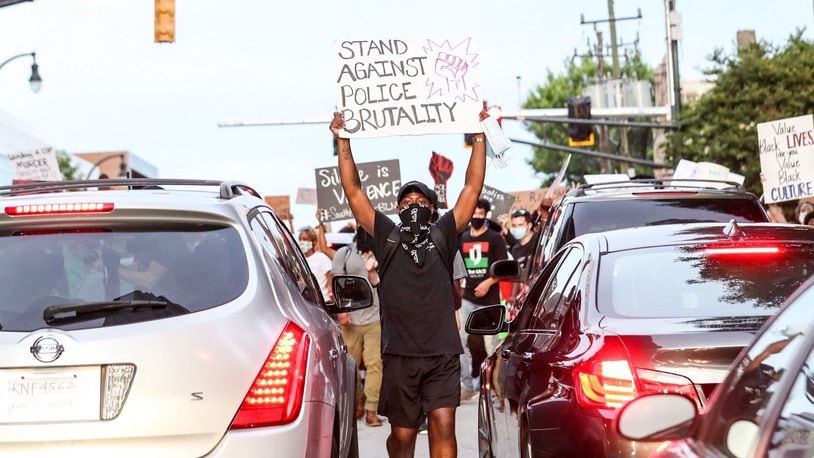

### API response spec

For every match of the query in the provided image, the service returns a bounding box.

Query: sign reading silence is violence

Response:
[315,159,401,222]
[758,114,814,203]
[335,38,482,138]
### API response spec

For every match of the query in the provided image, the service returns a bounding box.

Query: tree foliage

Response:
[523,51,654,185]
[57,150,79,180]
[667,32,814,197]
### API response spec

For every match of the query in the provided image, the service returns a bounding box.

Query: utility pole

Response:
[664,0,682,117]
[596,31,610,173]
[607,0,630,166]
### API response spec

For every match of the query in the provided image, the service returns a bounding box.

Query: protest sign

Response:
[480,185,515,220]
[335,38,482,138]
[315,159,401,222]
[673,159,746,188]
[510,189,547,213]
[428,151,454,209]
[546,154,571,198]
[8,147,62,182]
[295,187,317,205]
[758,115,814,203]
[265,195,292,221]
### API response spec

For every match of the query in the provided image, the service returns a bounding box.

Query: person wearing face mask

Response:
[331,227,384,427]
[458,198,509,400]
[508,209,538,270]
[330,108,487,458]
[297,226,333,301]
[795,200,814,225]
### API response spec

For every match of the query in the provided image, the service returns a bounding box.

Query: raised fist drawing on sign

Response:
[434,52,469,84]
[429,151,454,209]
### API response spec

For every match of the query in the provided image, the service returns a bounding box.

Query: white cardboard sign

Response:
[335,38,483,138]
[8,147,62,182]
[758,115,814,203]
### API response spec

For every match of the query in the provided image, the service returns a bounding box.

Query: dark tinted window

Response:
[769,346,814,456]
[599,244,814,318]
[699,286,814,456]
[0,224,249,331]
[572,197,767,237]
[260,212,323,306]
[528,247,582,331]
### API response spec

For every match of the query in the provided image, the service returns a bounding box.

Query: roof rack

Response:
[0,179,261,200]
[570,178,746,197]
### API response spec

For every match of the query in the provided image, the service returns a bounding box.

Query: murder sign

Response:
[315,159,401,222]
[758,115,814,203]
[335,38,482,138]
[8,147,62,182]
[480,185,515,220]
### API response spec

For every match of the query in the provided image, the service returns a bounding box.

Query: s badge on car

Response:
[30,336,64,363]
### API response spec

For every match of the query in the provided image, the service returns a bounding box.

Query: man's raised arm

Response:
[330,112,375,235]
[452,109,489,233]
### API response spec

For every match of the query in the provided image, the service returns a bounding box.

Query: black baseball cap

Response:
[398,181,438,208]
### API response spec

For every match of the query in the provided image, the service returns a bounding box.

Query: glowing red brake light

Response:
[576,359,637,409]
[704,246,780,256]
[574,337,702,411]
[230,322,310,429]
[5,202,114,216]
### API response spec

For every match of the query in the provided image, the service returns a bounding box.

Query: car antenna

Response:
[723,219,744,238]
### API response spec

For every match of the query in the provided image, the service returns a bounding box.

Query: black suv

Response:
[468,222,814,457]
[527,179,770,279]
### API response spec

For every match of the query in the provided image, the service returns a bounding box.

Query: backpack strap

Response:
[429,225,453,278]
[378,225,402,281]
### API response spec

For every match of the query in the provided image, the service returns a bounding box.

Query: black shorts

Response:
[378,354,461,428]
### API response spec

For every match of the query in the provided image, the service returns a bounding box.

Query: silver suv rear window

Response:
[0,224,248,331]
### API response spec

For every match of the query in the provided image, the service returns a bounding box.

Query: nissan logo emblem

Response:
[30,336,64,363]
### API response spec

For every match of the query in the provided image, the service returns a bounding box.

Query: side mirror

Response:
[616,394,698,442]
[325,275,374,315]
[465,305,507,335]
[488,259,520,281]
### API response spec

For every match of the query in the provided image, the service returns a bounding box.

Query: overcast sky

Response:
[0,0,811,226]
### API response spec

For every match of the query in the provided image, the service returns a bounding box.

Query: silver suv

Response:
[0,179,370,458]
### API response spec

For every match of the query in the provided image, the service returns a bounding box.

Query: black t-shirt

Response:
[373,210,463,357]
[511,233,539,270]
[460,228,509,305]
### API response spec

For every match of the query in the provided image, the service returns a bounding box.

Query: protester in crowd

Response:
[332,227,383,427]
[795,201,814,225]
[459,198,509,402]
[508,209,538,269]
[314,208,337,259]
[331,108,487,458]
[298,226,333,300]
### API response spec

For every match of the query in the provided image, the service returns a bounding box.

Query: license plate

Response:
[0,366,101,423]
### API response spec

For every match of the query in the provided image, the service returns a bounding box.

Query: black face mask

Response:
[470,217,486,229]
[399,203,432,234]
[398,203,433,266]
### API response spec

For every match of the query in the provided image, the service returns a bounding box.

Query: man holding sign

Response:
[330,108,488,458]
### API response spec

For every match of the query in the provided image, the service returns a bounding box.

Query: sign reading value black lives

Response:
[315,159,402,222]
[479,185,515,220]
[335,38,482,138]
[758,114,814,203]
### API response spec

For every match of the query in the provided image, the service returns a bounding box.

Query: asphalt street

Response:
[358,396,479,458]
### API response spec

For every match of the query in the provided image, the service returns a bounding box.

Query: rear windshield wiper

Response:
[43,300,169,324]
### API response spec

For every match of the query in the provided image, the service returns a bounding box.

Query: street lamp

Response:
[0,52,42,93]
[85,154,128,180]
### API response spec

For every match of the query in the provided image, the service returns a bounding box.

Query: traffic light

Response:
[154,0,175,43]
[567,96,594,147]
